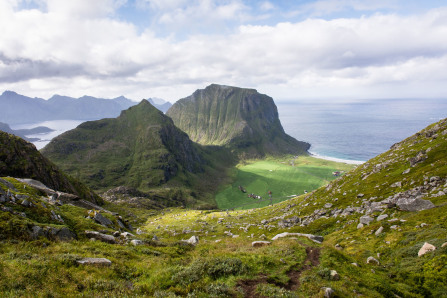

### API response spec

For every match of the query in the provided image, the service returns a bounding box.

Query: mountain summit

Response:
[41,100,204,192]
[167,84,309,158]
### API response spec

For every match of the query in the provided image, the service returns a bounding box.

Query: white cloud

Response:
[0,1,447,101]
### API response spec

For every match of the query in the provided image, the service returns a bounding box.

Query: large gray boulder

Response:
[94,213,113,227]
[396,198,435,212]
[85,230,117,244]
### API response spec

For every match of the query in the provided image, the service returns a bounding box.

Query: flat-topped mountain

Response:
[0,131,100,203]
[166,84,310,158]
[41,100,205,192]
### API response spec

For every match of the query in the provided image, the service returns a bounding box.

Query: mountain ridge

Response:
[0,90,171,124]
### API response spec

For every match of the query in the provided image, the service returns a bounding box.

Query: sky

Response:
[1,0,447,102]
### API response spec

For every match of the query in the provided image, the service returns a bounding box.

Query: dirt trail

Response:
[236,245,321,297]
[285,246,320,291]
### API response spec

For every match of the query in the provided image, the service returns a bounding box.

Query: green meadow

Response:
[215,156,356,210]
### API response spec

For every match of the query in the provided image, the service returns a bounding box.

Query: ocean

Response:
[277,98,447,163]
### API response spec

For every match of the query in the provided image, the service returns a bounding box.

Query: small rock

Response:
[322,287,335,298]
[366,256,379,265]
[130,239,144,246]
[184,235,199,245]
[376,214,388,221]
[390,225,399,230]
[420,223,428,227]
[152,235,159,241]
[441,242,447,248]
[351,263,358,267]
[334,244,343,250]
[77,258,112,267]
[252,241,271,247]
[360,216,374,225]
[324,203,333,209]
[330,270,340,281]
[357,223,364,229]
[121,232,135,238]
[418,242,436,257]
[21,199,31,207]
[375,226,384,236]
[402,169,410,174]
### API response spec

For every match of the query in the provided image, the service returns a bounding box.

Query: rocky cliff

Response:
[166,84,310,158]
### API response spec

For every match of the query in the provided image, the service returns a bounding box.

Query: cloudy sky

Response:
[1,0,446,102]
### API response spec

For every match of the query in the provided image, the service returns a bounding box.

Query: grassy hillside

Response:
[167,84,310,158]
[1,118,446,297]
[216,156,355,210]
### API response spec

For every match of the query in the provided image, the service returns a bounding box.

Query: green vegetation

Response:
[216,156,355,210]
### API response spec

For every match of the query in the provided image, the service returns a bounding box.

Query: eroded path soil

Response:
[236,244,321,297]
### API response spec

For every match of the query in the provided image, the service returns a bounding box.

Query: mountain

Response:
[0,91,170,124]
[0,131,101,204]
[41,100,206,193]
[0,121,53,142]
[166,84,310,158]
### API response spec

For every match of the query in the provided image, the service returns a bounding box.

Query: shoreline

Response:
[309,151,365,165]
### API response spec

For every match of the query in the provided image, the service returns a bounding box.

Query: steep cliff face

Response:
[167,84,310,158]
[41,100,205,191]
[0,131,100,203]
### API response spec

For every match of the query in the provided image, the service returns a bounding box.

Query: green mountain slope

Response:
[41,100,206,194]
[0,131,100,204]
[166,84,310,158]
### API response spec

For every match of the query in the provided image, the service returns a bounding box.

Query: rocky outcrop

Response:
[167,84,310,158]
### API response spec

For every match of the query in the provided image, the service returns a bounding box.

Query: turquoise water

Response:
[277,99,447,162]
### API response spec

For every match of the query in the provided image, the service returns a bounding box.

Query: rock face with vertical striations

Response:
[166,84,310,158]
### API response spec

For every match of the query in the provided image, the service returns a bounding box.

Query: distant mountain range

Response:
[0,91,172,125]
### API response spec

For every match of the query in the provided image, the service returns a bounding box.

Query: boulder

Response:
[30,225,45,239]
[77,258,112,267]
[94,213,113,227]
[54,227,76,241]
[252,241,271,247]
[271,232,323,243]
[396,198,435,212]
[360,216,374,225]
[418,242,436,257]
[366,256,379,265]
[85,231,116,244]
